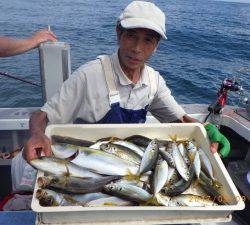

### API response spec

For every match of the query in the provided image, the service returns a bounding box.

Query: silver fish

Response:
[163,164,195,197]
[51,143,77,159]
[111,140,144,157]
[85,196,134,207]
[159,142,176,167]
[89,141,109,150]
[37,175,120,194]
[173,144,189,181]
[100,143,141,165]
[198,147,214,180]
[166,167,178,186]
[169,194,218,207]
[139,139,159,174]
[72,192,111,204]
[178,143,190,165]
[155,193,171,206]
[152,159,169,195]
[104,182,152,203]
[71,147,139,176]
[30,157,102,178]
[193,151,201,179]
[186,141,197,161]
[36,189,82,207]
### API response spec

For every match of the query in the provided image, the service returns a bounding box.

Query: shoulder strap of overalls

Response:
[147,66,158,102]
[97,55,120,105]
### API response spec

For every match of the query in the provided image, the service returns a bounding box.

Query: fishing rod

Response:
[0,71,41,87]
[204,77,243,123]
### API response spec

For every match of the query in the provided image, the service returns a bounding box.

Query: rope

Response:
[0,71,41,87]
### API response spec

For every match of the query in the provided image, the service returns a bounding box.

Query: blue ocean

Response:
[0,0,249,108]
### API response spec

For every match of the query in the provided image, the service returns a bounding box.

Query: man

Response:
[23,1,230,163]
[0,29,57,57]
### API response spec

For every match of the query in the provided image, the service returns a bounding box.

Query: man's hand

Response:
[23,133,52,162]
[204,123,230,158]
[30,29,57,47]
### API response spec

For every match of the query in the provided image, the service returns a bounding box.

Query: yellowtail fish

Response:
[30,157,102,178]
[71,147,139,176]
[51,143,77,159]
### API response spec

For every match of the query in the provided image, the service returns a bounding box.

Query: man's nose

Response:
[133,39,144,53]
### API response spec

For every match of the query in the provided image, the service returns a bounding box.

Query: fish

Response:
[186,141,198,161]
[198,171,223,204]
[169,194,218,207]
[104,182,152,203]
[139,139,159,174]
[155,193,171,206]
[30,157,102,178]
[51,135,94,147]
[89,141,109,150]
[100,142,141,165]
[193,151,201,179]
[198,147,214,180]
[34,135,226,208]
[162,163,195,197]
[71,147,139,176]
[71,192,111,204]
[159,142,176,167]
[173,144,189,181]
[36,189,82,207]
[166,167,178,186]
[51,143,78,159]
[152,159,169,195]
[37,175,121,194]
[111,140,144,157]
[84,196,134,207]
[124,135,152,148]
[178,143,190,166]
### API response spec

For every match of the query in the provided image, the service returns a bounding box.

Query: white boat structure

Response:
[0,42,249,225]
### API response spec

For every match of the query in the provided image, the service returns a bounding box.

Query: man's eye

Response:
[145,38,154,43]
[127,33,136,38]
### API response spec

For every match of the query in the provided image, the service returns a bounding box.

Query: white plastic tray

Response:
[31,123,245,224]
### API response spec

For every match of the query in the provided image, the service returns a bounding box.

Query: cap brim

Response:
[120,18,167,39]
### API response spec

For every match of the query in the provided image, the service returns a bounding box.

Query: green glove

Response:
[204,123,230,158]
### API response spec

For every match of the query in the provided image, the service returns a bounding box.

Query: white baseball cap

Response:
[118,1,167,39]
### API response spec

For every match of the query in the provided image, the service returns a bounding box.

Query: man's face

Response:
[117,28,160,71]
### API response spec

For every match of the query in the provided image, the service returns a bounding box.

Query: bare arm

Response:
[172,114,199,123]
[23,110,52,162]
[0,29,57,57]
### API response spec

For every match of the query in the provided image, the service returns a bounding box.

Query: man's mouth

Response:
[127,56,141,64]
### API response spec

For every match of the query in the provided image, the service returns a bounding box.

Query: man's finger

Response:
[48,31,57,39]
[210,142,219,154]
[43,140,52,157]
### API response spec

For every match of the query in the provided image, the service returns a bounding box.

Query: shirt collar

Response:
[111,50,150,87]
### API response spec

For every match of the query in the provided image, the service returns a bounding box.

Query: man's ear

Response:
[153,42,159,53]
